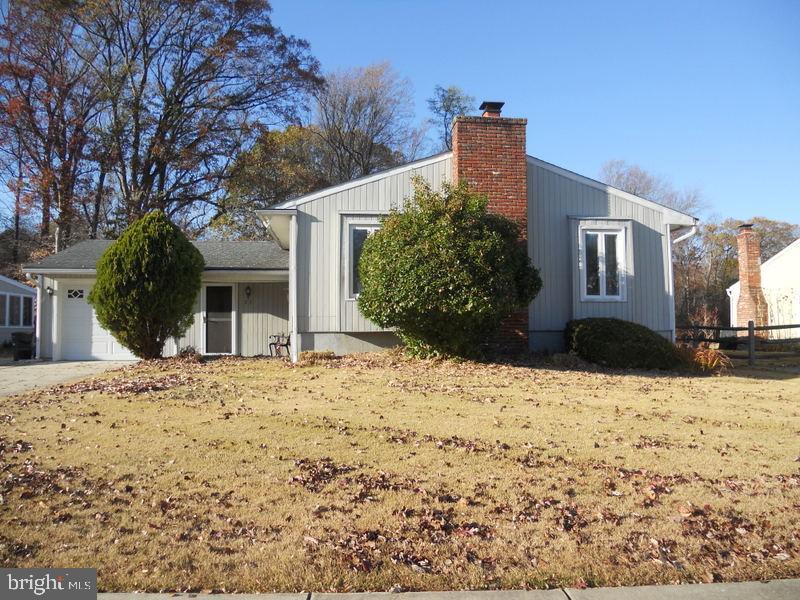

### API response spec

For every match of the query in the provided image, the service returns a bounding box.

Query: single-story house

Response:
[0,274,36,346]
[25,101,698,361]
[727,226,800,339]
[24,241,288,360]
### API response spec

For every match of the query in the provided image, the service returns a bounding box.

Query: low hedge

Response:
[565,318,685,371]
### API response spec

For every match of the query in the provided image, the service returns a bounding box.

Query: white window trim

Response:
[346,222,380,300]
[0,292,35,328]
[579,227,627,302]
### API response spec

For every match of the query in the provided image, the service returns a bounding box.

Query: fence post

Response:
[748,320,755,366]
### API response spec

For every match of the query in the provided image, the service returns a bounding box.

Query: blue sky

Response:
[272,0,800,224]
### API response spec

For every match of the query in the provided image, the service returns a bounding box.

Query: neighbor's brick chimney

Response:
[451,101,529,352]
[736,223,769,336]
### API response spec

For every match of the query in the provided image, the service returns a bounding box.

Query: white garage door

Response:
[61,285,136,360]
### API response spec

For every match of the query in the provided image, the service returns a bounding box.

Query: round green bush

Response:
[357,178,542,357]
[88,211,204,359]
[565,317,685,370]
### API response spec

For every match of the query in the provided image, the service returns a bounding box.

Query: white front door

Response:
[203,285,236,354]
[60,285,136,360]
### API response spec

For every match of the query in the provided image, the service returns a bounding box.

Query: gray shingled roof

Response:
[23,239,288,272]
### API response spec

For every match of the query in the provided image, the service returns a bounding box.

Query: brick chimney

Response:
[451,101,529,351]
[736,223,769,335]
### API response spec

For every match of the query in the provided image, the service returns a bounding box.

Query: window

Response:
[8,295,20,326]
[349,224,379,298]
[67,289,85,299]
[581,229,625,301]
[0,293,34,327]
[22,297,33,327]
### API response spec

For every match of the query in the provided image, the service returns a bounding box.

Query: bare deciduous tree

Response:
[427,85,474,150]
[600,159,705,215]
[72,0,322,230]
[313,62,426,184]
[0,0,103,250]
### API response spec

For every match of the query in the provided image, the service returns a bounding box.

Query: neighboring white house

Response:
[25,100,697,361]
[727,236,800,339]
[0,274,36,347]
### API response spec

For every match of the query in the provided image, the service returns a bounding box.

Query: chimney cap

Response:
[738,223,754,231]
[479,100,504,115]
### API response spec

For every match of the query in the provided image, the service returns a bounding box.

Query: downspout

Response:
[29,273,42,360]
[672,224,697,245]
[289,213,299,363]
[668,221,698,341]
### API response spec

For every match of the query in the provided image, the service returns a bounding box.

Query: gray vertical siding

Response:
[167,294,202,356]
[238,282,289,356]
[295,154,452,334]
[295,153,675,347]
[528,160,674,350]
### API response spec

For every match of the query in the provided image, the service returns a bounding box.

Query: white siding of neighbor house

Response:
[527,160,674,351]
[295,155,452,334]
[728,239,800,338]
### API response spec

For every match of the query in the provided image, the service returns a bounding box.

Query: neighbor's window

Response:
[350,225,379,298]
[582,229,625,301]
[8,295,20,326]
[0,294,6,326]
[22,296,33,327]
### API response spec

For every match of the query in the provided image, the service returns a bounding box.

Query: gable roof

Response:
[23,240,288,274]
[727,237,800,293]
[526,156,697,227]
[271,152,451,209]
[270,150,697,227]
[0,274,36,294]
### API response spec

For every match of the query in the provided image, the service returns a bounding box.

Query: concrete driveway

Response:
[0,359,136,396]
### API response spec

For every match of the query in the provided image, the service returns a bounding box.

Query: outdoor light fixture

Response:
[245,285,252,298]
[46,286,54,296]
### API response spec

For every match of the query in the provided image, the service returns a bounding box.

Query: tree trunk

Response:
[89,168,106,238]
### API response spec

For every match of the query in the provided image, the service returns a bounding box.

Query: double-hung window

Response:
[581,228,626,301]
[349,224,380,298]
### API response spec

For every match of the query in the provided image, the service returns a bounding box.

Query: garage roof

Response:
[23,239,289,273]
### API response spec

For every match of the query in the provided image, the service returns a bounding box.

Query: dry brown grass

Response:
[0,352,798,593]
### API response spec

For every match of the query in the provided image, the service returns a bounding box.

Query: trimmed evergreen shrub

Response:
[357,178,542,357]
[88,211,204,359]
[565,318,685,370]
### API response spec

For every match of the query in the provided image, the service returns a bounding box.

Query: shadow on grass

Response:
[468,349,800,382]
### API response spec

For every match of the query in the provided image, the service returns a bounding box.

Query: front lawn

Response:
[1,352,798,592]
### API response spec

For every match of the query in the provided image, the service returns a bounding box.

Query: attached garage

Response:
[24,239,290,361]
[59,283,136,360]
